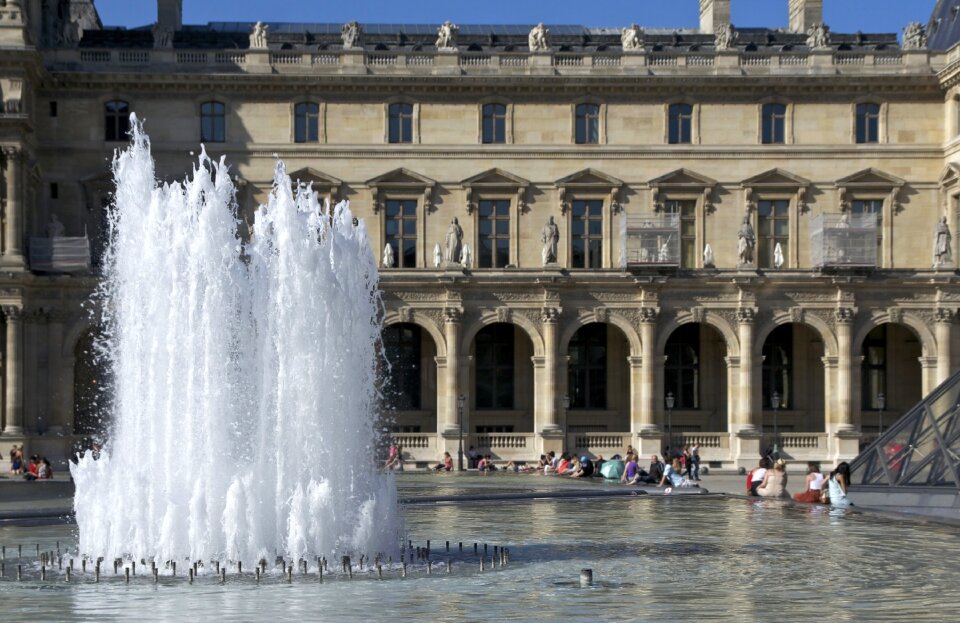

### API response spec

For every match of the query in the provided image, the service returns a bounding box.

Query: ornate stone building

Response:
[2,0,960,468]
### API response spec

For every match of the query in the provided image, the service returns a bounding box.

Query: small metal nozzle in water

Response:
[580,569,593,587]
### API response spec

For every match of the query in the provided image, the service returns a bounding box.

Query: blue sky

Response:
[97,1,936,34]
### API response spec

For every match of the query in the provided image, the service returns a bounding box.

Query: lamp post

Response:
[770,391,780,460]
[877,392,886,438]
[665,392,675,457]
[457,394,465,471]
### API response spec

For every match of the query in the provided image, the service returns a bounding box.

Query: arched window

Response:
[668,103,693,144]
[482,103,507,144]
[575,103,600,144]
[664,324,700,409]
[568,323,607,409]
[475,324,514,409]
[294,102,320,143]
[856,103,880,144]
[104,100,130,142]
[388,103,414,144]
[761,103,786,144]
[762,324,793,409]
[200,101,226,143]
[382,324,422,410]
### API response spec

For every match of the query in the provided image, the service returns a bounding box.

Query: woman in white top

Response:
[748,458,770,496]
[793,461,826,503]
[826,461,853,507]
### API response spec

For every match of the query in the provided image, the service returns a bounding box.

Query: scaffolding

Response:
[623,214,680,267]
[810,213,877,268]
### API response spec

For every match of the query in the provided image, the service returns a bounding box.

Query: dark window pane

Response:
[568,324,607,409]
[475,324,515,410]
[572,239,585,268]
[382,324,422,409]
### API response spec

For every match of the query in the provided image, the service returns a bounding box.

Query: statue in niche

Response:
[433,243,443,268]
[621,24,643,51]
[806,22,831,50]
[737,215,756,266]
[715,23,738,51]
[528,23,549,52]
[934,216,952,267]
[436,21,459,51]
[382,243,394,268]
[249,21,269,49]
[341,21,362,49]
[902,22,928,51]
[445,217,463,264]
[151,23,173,49]
[541,215,559,265]
[47,214,65,238]
[460,244,473,268]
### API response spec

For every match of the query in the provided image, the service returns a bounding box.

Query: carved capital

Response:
[541,307,559,324]
[593,306,609,324]
[788,307,804,324]
[887,306,903,325]
[496,307,511,323]
[835,307,856,325]
[396,307,413,323]
[735,307,755,324]
[1,145,23,162]
[639,307,659,324]
[2,305,22,321]
[690,306,705,324]
[936,308,955,324]
[443,307,461,324]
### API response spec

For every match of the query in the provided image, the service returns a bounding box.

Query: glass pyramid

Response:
[850,371,960,489]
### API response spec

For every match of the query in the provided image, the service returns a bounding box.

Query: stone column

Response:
[638,308,659,431]
[936,308,954,385]
[2,146,25,269]
[2,305,23,434]
[736,308,757,432]
[834,307,855,432]
[628,355,643,433]
[441,307,461,435]
[540,307,560,433]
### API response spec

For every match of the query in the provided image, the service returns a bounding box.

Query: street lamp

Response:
[770,391,780,460]
[877,392,886,438]
[457,394,465,471]
[665,392,675,456]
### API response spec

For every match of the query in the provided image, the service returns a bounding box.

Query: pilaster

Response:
[935,308,954,385]
[834,306,856,432]
[2,305,23,434]
[1,147,25,270]
[736,307,758,433]
[638,307,659,431]
[440,307,461,435]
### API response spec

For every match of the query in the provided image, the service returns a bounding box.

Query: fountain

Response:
[69,117,402,565]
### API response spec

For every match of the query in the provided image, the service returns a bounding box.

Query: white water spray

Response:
[70,117,402,563]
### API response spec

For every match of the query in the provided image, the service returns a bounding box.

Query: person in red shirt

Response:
[23,455,40,481]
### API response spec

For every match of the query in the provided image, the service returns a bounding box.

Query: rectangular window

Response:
[757,199,789,269]
[762,103,786,144]
[482,103,507,144]
[856,103,880,144]
[571,199,603,269]
[50,183,58,199]
[568,323,607,409]
[668,103,693,144]
[475,324,515,410]
[575,103,600,144]
[664,199,697,268]
[478,199,510,268]
[294,102,320,143]
[861,325,886,412]
[850,199,883,262]
[200,101,226,143]
[104,100,130,142]
[49,101,58,117]
[384,199,417,268]
[388,103,414,144]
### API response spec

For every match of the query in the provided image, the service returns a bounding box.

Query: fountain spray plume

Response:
[71,115,402,565]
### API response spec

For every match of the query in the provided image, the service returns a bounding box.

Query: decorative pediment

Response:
[741,168,811,212]
[649,168,717,212]
[835,168,905,212]
[289,167,343,201]
[556,168,624,214]
[461,168,530,213]
[366,168,436,213]
[938,163,960,188]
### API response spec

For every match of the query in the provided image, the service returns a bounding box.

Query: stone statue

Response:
[541,216,559,265]
[341,21,362,49]
[903,22,928,51]
[249,21,269,50]
[806,22,831,50]
[837,212,850,228]
[433,243,443,268]
[737,215,756,266]
[460,244,473,268]
[436,21,459,51]
[934,216,952,267]
[151,23,173,49]
[47,214,65,238]
[774,242,785,269]
[445,217,463,264]
[528,23,549,52]
[715,23,738,51]
[621,24,643,51]
[382,243,394,268]
[703,243,714,267]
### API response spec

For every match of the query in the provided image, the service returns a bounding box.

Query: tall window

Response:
[478,199,510,268]
[856,103,880,144]
[294,102,320,143]
[568,324,607,409]
[664,199,697,268]
[664,324,700,409]
[104,100,130,142]
[761,103,786,145]
[482,103,507,144]
[850,199,883,262]
[575,103,600,144]
[388,103,414,144]
[762,324,792,410]
[475,324,515,409]
[668,103,693,144]
[200,101,226,143]
[384,199,417,268]
[571,199,603,268]
[382,324,422,410]
[861,325,886,412]
[757,199,789,269]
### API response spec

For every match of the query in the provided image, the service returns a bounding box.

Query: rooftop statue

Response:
[249,21,269,50]
[621,24,643,51]
[528,23,550,52]
[902,22,928,51]
[715,23,738,51]
[806,22,831,50]
[436,21,459,51]
[341,21,362,49]
[151,23,173,49]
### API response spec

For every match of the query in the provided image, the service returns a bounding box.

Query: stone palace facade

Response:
[3,0,960,468]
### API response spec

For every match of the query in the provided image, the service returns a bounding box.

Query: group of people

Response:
[5,445,54,481]
[747,458,853,507]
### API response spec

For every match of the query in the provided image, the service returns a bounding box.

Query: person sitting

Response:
[467,446,479,469]
[826,461,853,508]
[620,453,641,484]
[477,454,497,472]
[433,451,453,472]
[748,458,770,496]
[23,455,40,481]
[543,451,557,475]
[592,454,606,477]
[571,456,594,478]
[757,458,790,498]
[8,445,23,476]
[658,458,696,488]
[647,455,664,485]
[384,445,403,471]
[38,457,53,480]
[554,453,571,476]
[793,461,826,503]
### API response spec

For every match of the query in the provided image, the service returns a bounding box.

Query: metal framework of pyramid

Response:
[850,370,960,490]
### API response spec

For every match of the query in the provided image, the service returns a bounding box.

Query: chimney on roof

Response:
[789,0,823,33]
[700,0,731,34]
[157,0,183,32]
